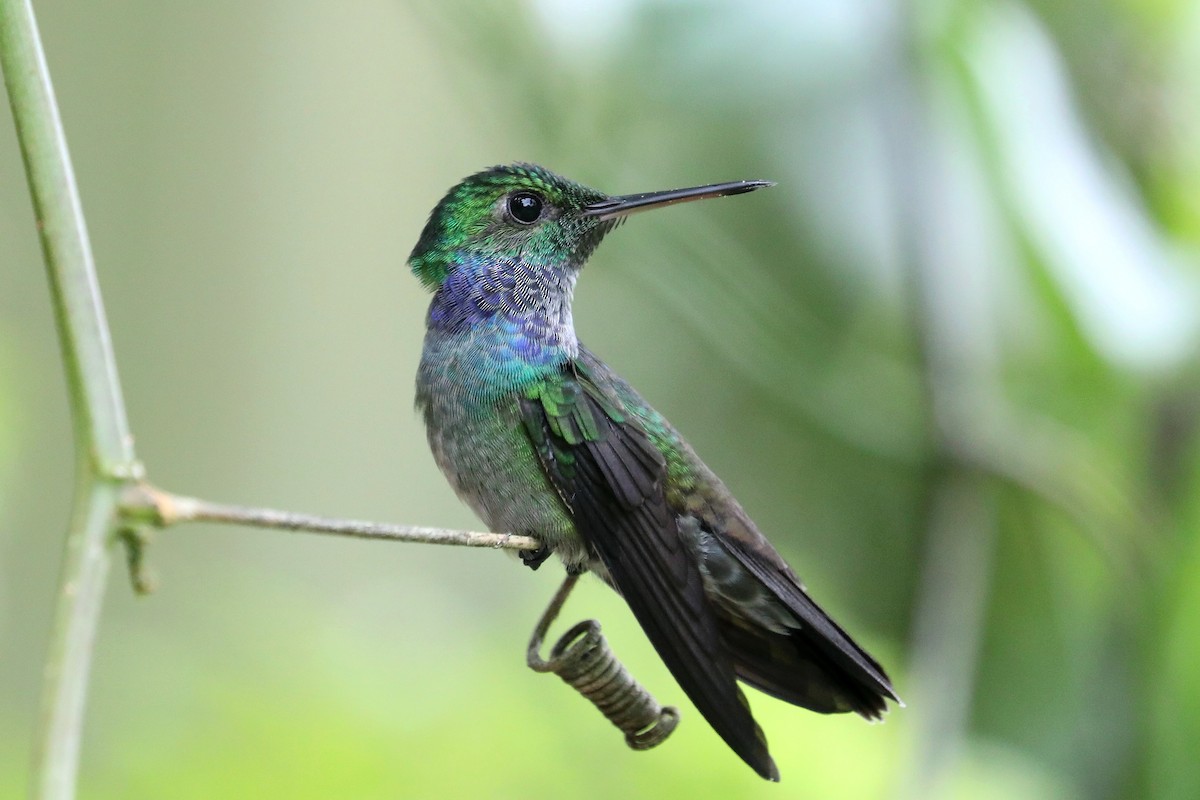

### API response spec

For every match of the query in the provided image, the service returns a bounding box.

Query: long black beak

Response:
[581,179,774,221]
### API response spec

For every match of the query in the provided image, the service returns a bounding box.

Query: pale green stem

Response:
[1,2,140,798]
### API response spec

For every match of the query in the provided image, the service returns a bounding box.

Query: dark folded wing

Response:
[717,526,899,716]
[520,366,777,780]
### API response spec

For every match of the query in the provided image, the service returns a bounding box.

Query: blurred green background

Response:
[3,1,1199,797]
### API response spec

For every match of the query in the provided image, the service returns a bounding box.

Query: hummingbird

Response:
[410,163,898,781]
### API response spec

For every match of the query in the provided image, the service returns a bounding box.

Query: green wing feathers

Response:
[520,364,779,781]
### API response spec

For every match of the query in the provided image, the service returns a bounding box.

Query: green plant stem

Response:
[1,2,140,798]
[0,1,137,469]
[31,483,122,800]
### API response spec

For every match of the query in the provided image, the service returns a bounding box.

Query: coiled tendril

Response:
[527,573,679,750]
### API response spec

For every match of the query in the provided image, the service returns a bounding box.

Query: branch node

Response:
[101,458,146,481]
[119,481,179,527]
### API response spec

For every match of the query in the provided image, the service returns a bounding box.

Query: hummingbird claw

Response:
[519,544,552,571]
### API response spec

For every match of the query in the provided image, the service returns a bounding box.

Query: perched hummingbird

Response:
[410,164,898,781]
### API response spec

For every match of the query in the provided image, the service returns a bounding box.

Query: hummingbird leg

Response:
[519,543,552,571]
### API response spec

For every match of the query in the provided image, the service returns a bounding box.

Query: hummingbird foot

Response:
[519,543,552,571]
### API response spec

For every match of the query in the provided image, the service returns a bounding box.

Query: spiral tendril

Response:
[527,573,679,750]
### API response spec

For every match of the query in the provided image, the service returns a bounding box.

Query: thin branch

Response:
[1,3,141,798]
[120,483,542,552]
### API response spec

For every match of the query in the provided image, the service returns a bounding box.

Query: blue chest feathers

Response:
[417,254,579,406]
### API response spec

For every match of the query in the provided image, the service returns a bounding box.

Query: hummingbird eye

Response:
[507,191,544,225]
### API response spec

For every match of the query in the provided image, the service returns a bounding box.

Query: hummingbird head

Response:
[408,164,608,291]
[408,163,773,291]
